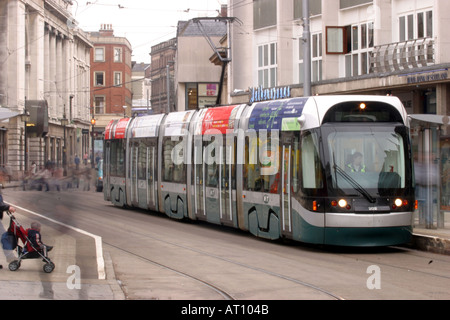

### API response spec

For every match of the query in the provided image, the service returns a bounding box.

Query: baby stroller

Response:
[5,212,55,273]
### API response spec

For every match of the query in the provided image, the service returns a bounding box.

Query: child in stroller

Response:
[26,221,53,256]
[7,213,55,273]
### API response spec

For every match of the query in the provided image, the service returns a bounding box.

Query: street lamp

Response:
[20,107,30,174]
[61,114,69,176]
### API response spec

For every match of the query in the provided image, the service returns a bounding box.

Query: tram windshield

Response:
[324,124,410,197]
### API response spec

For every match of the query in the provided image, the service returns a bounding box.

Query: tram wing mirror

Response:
[297,115,306,128]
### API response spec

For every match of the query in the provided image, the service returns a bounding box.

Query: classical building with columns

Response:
[0,0,92,178]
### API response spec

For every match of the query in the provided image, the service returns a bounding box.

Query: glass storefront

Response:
[186,83,219,110]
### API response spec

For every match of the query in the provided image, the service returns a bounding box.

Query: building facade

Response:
[150,38,176,114]
[0,0,92,177]
[88,24,133,155]
[227,0,450,229]
[131,62,151,115]
[175,19,228,111]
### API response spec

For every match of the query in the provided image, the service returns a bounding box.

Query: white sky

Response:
[72,0,227,63]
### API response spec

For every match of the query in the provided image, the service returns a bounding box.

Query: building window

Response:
[253,0,277,30]
[294,0,322,19]
[312,33,323,82]
[258,42,277,88]
[198,83,218,108]
[345,22,374,77]
[340,0,372,10]
[399,10,433,42]
[114,72,122,87]
[94,47,105,62]
[186,83,198,110]
[114,48,122,62]
[94,71,105,86]
[299,33,322,83]
[94,96,105,114]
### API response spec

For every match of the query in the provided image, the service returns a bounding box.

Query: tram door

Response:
[147,144,158,210]
[281,134,293,236]
[104,141,111,200]
[204,137,234,225]
[219,143,234,224]
[193,137,205,219]
[130,142,139,206]
[130,140,155,210]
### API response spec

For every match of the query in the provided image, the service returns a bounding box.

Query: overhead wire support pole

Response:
[302,0,312,97]
[192,17,241,106]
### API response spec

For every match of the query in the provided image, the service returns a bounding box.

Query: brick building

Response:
[88,24,133,140]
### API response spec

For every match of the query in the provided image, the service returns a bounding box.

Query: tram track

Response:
[104,241,236,300]
[5,190,450,300]
[324,245,450,284]
[103,229,344,300]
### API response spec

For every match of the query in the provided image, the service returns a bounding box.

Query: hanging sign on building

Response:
[249,86,291,104]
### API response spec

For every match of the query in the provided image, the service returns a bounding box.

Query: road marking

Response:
[11,204,106,280]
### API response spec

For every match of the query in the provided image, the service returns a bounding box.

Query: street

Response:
[1,188,450,300]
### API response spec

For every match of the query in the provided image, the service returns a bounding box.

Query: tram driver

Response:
[346,152,367,173]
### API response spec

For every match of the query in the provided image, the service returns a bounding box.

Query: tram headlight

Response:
[338,199,347,208]
[331,199,352,210]
[392,198,407,209]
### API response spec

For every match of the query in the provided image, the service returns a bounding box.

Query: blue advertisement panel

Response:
[248,97,308,131]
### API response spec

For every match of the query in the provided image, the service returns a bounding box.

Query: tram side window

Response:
[138,141,147,180]
[206,162,218,187]
[244,136,261,191]
[162,137,186,183]
[300,132,323,192]
[292,134,300,193]
[261,134,279,193]
[110,140,125,177]
[244,132,279,192]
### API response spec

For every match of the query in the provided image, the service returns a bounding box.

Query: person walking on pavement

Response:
[0,194,16,269]
[74,154,80,171]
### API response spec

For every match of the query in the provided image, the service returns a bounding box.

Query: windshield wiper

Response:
[333,164,376,203]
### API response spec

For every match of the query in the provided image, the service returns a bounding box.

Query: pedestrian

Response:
[30,161,37,175]
[0,194,16,268]
[74,154,80,171]
[83,168,91,191]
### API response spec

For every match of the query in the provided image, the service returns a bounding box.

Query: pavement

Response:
[0,226,446,301]
[0,180,448,300]
[0,250,125,300]
[408,227,450,255]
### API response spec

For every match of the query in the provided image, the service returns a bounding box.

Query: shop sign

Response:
[404,69,448,84]
[249,86,291,104]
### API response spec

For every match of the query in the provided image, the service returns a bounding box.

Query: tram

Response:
[103,96,415,246]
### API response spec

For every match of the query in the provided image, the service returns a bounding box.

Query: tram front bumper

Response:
[323,211,413,246]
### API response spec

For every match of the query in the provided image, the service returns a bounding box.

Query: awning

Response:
[409,114,450,126]
[0,108,19,121]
